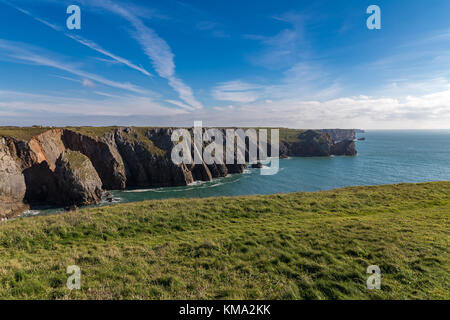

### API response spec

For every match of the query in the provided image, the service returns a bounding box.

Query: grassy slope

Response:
[0,182,448,300]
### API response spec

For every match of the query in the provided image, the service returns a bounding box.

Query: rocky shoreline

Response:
[0,127,357,219]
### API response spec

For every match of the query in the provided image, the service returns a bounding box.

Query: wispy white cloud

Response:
[0,39,151,95]
[212,80,263,103]
[93,91,123,98]
[165,100,195,111]
[211,61,338,104]
[66,34,152,77]
[400,29,450,48]
[226,11,337,103]
[132,18,203,109]
[0,90,187,117]
[83,0,203,109]
[82,78,95,88]
[2,1,63,31]
[200,86,450,129]
[5,1,153,77]
[244,12,308,69]
[2,85,449,129]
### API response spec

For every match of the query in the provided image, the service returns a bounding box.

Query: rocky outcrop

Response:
[28,129,65,170]
[281,130,334,157]
[21,134,105,208]
[54,151,103,206]
[113,127,195,187]
[279,130,356,157]
[319,129,356,142]
[0,127,357,218]
[331,140,357,156]
[62,130,126,190]
[0,137,29,219]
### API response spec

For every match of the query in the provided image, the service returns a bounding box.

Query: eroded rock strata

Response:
[0,127,357,218]
[319,129,358,142]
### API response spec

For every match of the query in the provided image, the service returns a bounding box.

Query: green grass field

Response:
[0,182,449,300]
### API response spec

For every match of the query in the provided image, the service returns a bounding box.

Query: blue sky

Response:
[0,0,449,129]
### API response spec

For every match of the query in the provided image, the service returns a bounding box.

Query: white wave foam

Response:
[22,210,41,216]
[123,189,154,193]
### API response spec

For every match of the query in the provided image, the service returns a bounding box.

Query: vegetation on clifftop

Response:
[64,126,118,139]
[0,126,310,143]
[0,126,53,141]
[0,182,448,300]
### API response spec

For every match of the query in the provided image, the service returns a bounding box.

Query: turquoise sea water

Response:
[24,130,450,216]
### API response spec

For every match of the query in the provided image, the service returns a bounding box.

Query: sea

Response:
[22,130,450,217]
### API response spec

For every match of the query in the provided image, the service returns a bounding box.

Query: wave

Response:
[123,188,157,193]
[120,174,242,194]
[21,210,41,217]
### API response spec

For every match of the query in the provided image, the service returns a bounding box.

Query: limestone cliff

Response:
[0,137,29,219]
[62,129,126,190]
[54,151,103,206]
[0,127,357,218]
[280,130,334,157]
[319,129,358,142]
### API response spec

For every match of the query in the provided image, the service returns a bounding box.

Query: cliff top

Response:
[0,126,314,142]
[0,182,448,299]
[0,126,359,147]
[0,126,119,141]
[0,126,54,141]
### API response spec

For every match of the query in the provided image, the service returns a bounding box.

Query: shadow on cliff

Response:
[22,162,58,209]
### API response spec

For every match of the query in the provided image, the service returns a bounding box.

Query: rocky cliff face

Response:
[62,130,126,190]
[331,140,357,156]
[280,130,334,157]
[0,127,356,219]
[319,129,357,142]
[0,137,29,219]
[279,130,356,157]
[54,151,103,206]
